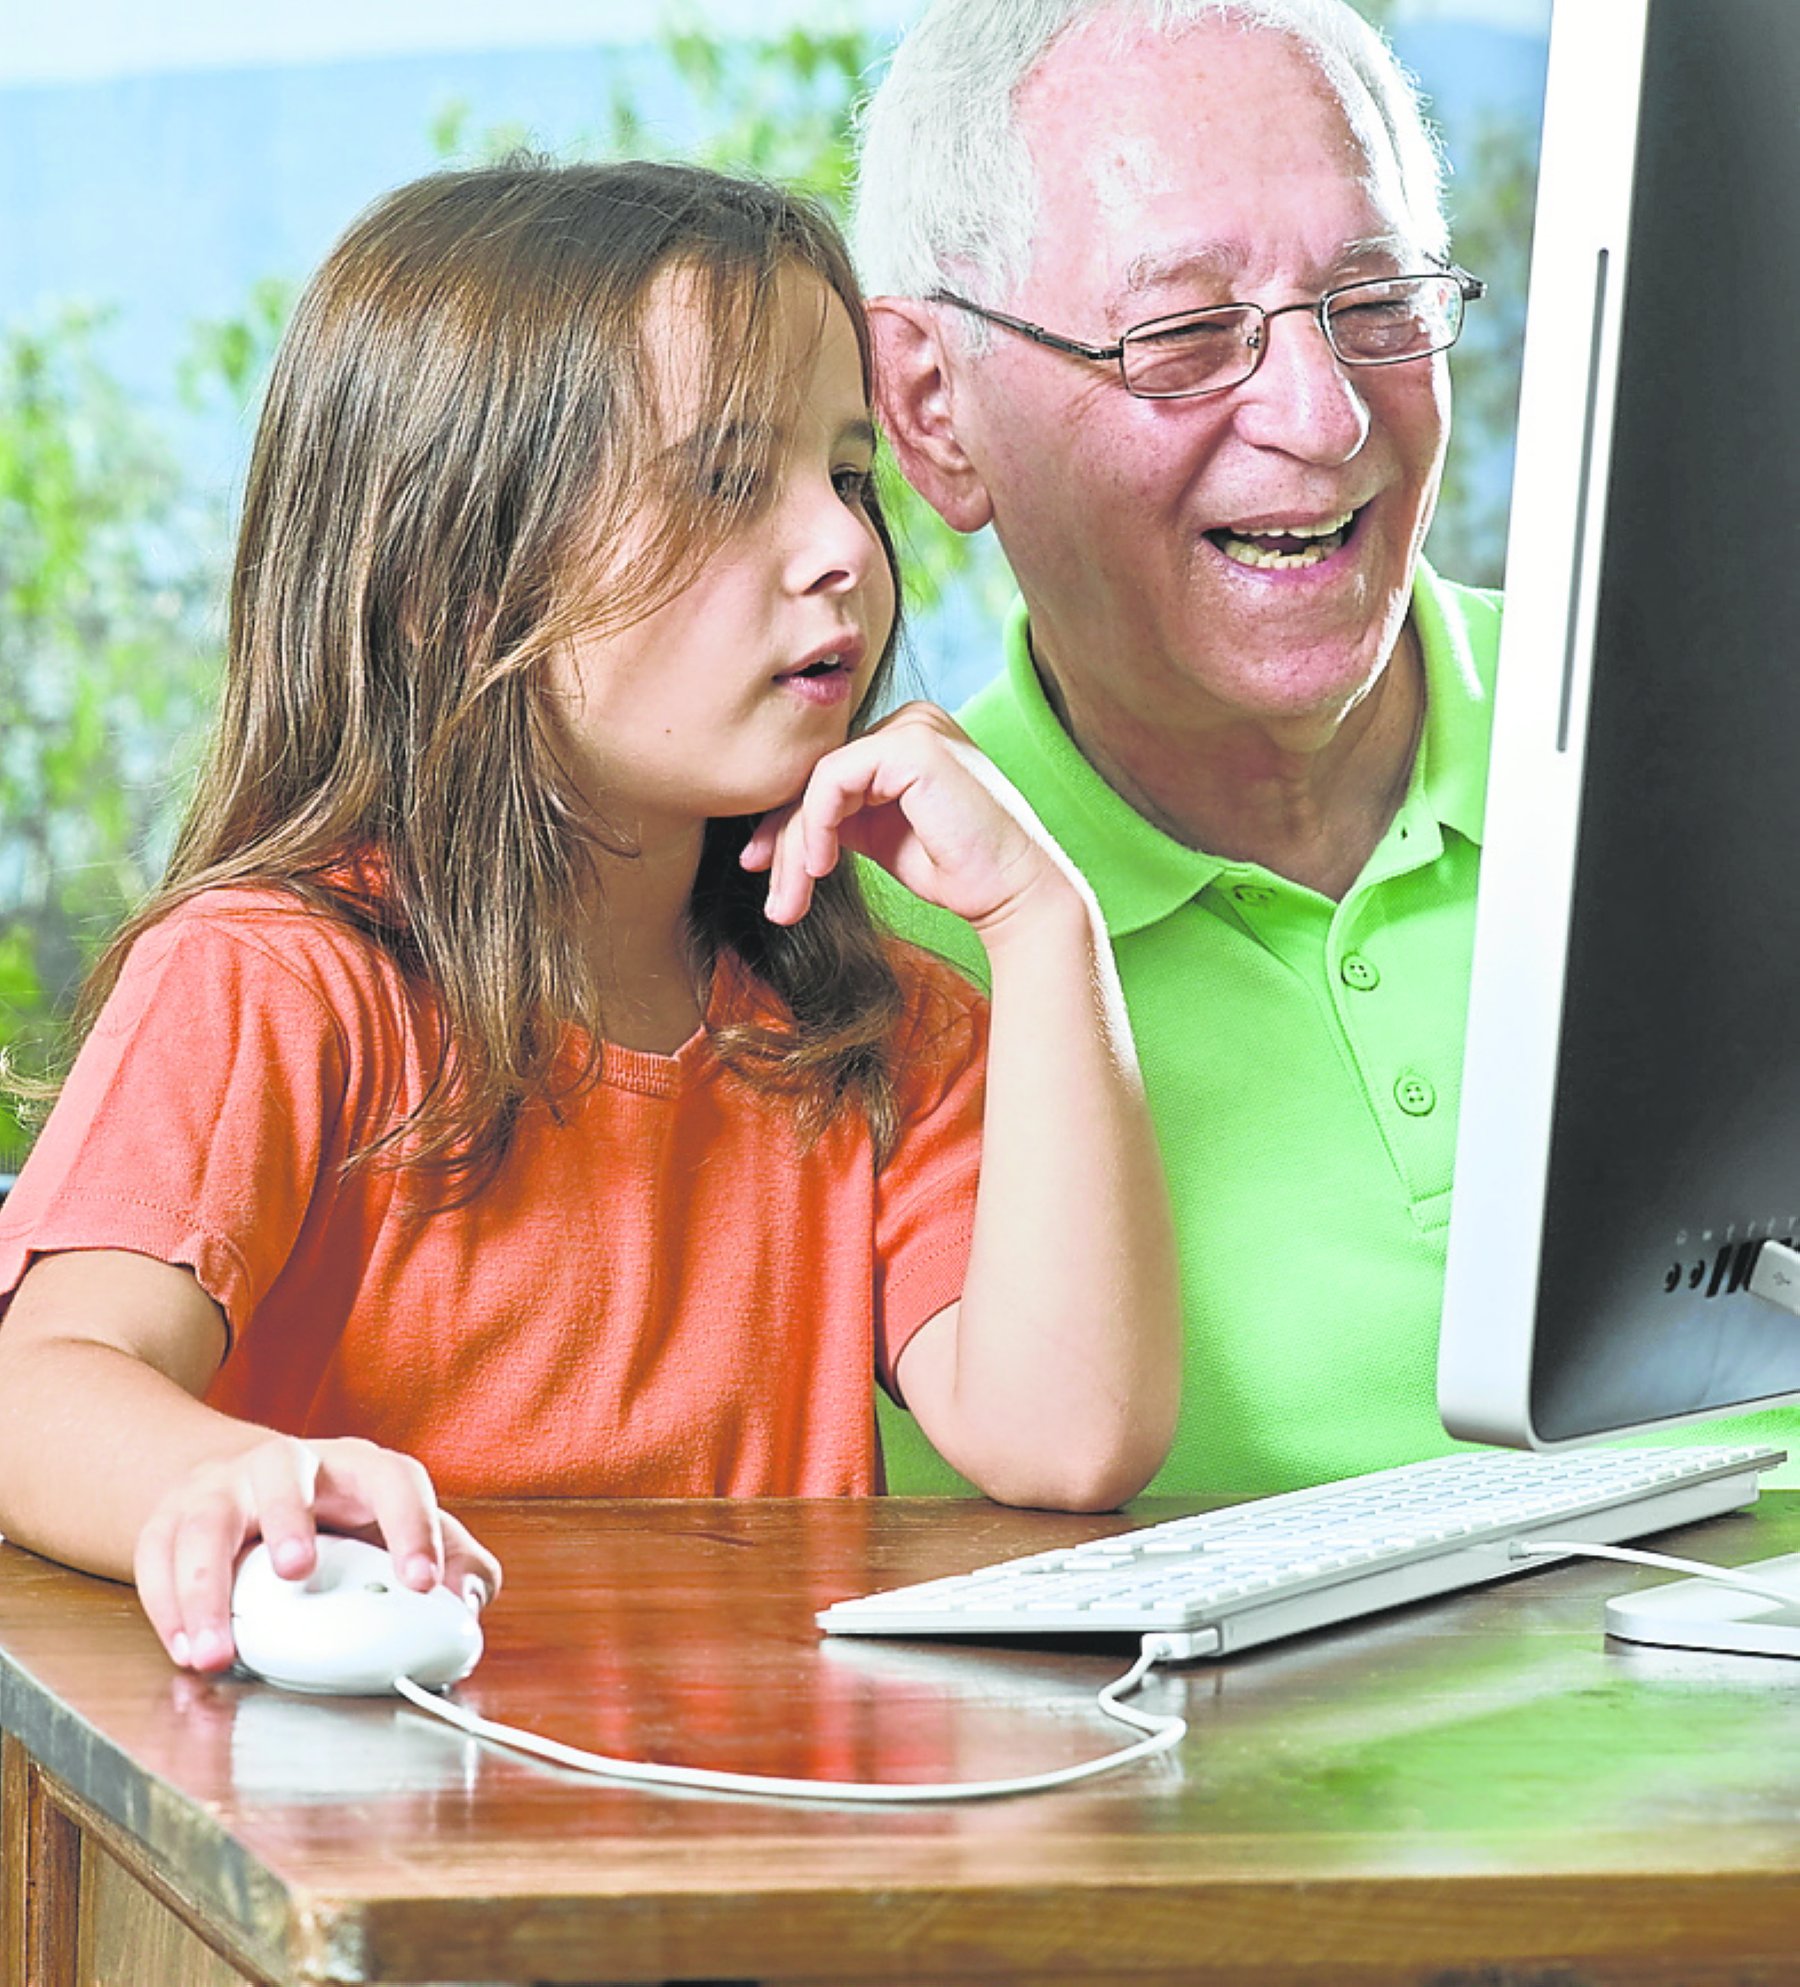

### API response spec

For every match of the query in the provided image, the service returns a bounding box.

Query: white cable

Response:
[394,1637,1188,1804]
[1512,1538,1800,1611]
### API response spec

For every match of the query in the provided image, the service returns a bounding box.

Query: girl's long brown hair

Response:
[69,159,909,1187]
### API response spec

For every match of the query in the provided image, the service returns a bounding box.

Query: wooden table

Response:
[8,1494,1800,1986]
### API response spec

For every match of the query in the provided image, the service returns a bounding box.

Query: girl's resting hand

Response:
[741,701,1080,933]
[132,1433,503,1673]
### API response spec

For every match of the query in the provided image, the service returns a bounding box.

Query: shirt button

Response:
[1232,883,1276,907]
[1394,1071,1437,1117]
[1340,954,1381,991]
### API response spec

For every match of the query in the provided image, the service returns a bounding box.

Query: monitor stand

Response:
[1604,1552,1800,1658]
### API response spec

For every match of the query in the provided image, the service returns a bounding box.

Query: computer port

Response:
[1726,1239,1763,1295]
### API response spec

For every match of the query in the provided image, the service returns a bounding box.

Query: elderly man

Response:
[854,0,1501,1496]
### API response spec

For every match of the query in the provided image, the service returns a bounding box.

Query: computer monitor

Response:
[1438,0,1800,1450]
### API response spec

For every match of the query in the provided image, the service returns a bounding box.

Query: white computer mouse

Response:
[230,1534,484,1696]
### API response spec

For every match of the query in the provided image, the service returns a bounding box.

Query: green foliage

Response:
[0,925,42,1162]
[659,20,868,198]
[0,309,224,1163]
[1431,109,1539,587]
[178,277,295,410]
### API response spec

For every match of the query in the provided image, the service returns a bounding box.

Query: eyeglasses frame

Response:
[925,267,1488,400]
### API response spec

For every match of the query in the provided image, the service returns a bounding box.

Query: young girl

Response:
[0,160,1178,1675]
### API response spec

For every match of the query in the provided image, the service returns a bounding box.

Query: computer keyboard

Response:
[818,1443,1786,1660]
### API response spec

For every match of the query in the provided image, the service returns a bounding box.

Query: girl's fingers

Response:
[807,738,900,841]
[441,1515,504,1613]
[764,800,824,924]
[757,706,962,923]
[158,1439,316,1668]
[763,736,912,924]
[132,1510,195,1665]
[811,703,1069,931]
[164,1490,257,1671]
[314,1439,446,1592]
[764,822,813,924]
[243,1437,322,1579]
[740,808,789,874]
[133,1434,458,1673]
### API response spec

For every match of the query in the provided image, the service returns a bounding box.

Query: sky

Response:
[1,3,894,82]
[0,0,1551,85]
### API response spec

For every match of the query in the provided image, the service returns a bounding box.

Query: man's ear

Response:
[869,298,995,535]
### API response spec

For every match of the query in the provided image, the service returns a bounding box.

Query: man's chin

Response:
[1171,631,1405,731]
[1184,584,1413,706]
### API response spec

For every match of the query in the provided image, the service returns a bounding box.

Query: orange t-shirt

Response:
[0,892,986,1497]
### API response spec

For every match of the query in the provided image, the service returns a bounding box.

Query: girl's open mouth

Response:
[775,653,858,704]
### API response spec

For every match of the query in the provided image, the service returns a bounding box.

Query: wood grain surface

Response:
[6,1495,1800,1983]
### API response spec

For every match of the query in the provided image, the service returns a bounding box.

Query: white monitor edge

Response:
[1437,0,1652,1449]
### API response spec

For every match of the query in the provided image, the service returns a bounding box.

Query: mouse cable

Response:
[393,1630,1204,1804]
[1510,1537,1800,1609]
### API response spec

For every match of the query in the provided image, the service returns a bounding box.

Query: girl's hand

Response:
[741,702,1078,933]
[132,1434,503,1673]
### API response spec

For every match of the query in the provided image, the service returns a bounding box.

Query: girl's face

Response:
[550,269,896,838]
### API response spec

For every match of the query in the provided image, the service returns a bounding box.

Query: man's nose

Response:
[1231,308,1371,465]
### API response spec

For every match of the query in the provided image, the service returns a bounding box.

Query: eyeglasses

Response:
[927,269,1486,401]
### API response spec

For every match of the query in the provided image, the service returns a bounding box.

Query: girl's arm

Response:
[0,1248,500,1670]
[744,701,1181,1511]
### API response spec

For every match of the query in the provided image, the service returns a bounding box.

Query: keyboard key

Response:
[818,1445,1787,1657]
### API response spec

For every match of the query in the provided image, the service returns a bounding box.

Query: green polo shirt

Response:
[872,566,1798,1496]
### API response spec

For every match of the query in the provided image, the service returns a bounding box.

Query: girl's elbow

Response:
[976,1421,1170,1515]
[1057,1442,1166,1514]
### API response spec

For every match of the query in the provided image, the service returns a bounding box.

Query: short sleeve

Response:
[871,947,989,1397]
[0,900,375,1338]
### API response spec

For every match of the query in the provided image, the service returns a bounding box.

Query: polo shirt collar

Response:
[1408,559,1490,852]
[971,559,1489,940]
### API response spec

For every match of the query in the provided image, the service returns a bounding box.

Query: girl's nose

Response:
[795,487,878,597]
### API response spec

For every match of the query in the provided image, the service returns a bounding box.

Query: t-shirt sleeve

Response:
[871,948,990,1399]
[0,906,366,1340]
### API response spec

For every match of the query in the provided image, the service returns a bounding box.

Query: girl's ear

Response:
[869,299,996,536]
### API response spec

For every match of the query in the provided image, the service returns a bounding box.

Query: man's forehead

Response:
[1014,16,1417,307]
[1020,11,1340,138]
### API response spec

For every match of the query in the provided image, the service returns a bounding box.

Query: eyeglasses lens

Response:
[1119,276,1465,399]
[1326,277,1463,365]
[1122,309,1261,398]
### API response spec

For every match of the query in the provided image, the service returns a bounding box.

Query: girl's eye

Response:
[833,465,875,506]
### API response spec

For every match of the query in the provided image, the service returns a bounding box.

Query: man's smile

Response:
[1206,506,1361,571]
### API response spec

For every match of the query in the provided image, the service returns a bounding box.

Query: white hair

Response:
[852,0,1449,309]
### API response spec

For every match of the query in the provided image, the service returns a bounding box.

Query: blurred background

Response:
[0,0,1549,1167]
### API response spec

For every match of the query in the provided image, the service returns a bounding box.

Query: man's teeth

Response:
[1215,510,1356,570]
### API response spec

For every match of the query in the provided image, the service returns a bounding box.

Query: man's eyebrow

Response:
[1338,232,1415,268]
[1118,244,1239,299]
